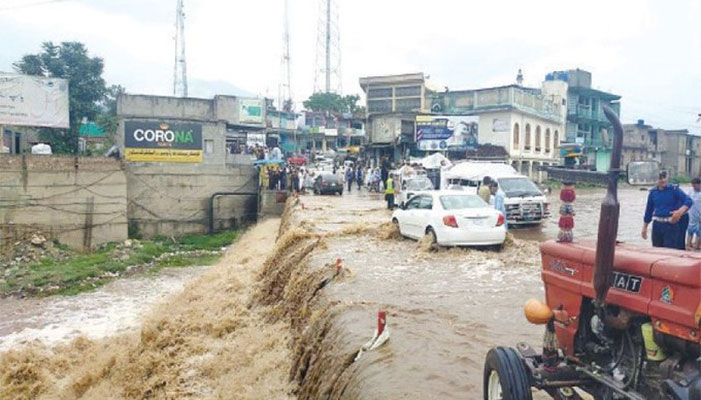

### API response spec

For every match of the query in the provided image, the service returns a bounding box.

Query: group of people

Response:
[642,171,701,250]
[340,165,386,193]
[261,163,312,194]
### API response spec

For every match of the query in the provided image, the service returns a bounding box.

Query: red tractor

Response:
[483,107,701,400]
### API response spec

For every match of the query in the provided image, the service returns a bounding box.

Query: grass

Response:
[0,230,240,297]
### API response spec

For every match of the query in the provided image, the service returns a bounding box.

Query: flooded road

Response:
[0,266,207,352]
[513,186,650,245]
[280,185,654,399]
[0,185,656,399]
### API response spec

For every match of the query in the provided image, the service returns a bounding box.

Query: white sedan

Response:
[391,191,506,247]
[397,176,435,208]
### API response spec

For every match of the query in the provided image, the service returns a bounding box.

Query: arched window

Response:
[524,124,531,151]
[545,129,551,153]
[513,123,520,149]
[554,130,560,149]
[535,126,542,153]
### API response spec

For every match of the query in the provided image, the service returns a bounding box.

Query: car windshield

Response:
[498,177,542,198]
[406,178,433,191]
[439,195,487,210]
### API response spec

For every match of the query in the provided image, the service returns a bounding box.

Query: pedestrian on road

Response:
[292,168,300,194]
[490,181,508,230]
[686,177,701,249]
[642,171,692,250]
[356,166,363,190]
[345,167,354,192]
[385,176,395,210]
[478,176,493,203]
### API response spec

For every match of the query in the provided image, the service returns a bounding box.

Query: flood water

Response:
[0,266,207,352]
[0,185,658,399]
[289,185,654,399]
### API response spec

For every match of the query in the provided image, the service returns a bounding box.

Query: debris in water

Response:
[354,310,390,361]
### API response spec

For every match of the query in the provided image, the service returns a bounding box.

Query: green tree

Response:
[14,42,106,154]
[96,84,126,135]
[303,92,346,113]
[303,92,366,116]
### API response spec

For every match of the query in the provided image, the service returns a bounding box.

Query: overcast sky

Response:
[1,0,700,131]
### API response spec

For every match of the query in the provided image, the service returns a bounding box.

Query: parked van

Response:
[440,162,550,225]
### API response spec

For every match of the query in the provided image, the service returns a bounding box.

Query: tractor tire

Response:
[483,346,533,400]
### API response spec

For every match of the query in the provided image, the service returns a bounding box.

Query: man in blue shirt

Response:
[642,171,693,249]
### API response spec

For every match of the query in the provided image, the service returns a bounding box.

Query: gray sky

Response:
[1,0,700,131]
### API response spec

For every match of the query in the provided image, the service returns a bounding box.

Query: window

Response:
[513,123,520,148]
[545,129,551,153]
[439,195,487,210]
[205,139,214,154]
[535,126,542,152]
[367,88,392,99]
[395,86,421,97]
[418,196,433,210]
[554,130,559,149]
[524,124,531,151]
[395,98,421,111]
[368,99,392,113]
[405,196,422,210]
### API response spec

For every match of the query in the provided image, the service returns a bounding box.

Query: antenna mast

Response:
[314,0,341,94]
[173,0,188,97]
[279,0,293,111]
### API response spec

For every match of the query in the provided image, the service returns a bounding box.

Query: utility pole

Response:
[173,0,188,97]
[325,0,331,93]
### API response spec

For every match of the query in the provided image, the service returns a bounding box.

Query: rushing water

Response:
[0,185,655,399]
[286,186,653,399]
[0,266,207,352]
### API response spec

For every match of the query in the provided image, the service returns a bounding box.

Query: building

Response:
[549,69,621,171]
[359,73,432,164]
[267,109,299,154]
[295,111,365,154]
[622,120,656,167]
[116,94,260,236]
[622,120,701,179]
[1,126,41,154]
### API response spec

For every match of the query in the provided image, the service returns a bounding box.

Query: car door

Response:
[414,195,435,235]
[399,196,423,238]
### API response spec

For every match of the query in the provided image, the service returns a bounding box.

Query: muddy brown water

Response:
[282,186,653,399]
[0,186,656,399]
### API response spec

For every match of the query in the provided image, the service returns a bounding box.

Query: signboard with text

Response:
[124,121,202,163]
[239,98,264,124]
[0,73,69,128]
[415,115,478,151]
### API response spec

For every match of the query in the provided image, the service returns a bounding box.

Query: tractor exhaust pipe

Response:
[593,106,624,305]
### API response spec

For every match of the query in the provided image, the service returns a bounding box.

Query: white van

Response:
[441,162,550,225]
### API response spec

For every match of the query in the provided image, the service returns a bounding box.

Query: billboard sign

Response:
[415,115,478,151]
[0,73,69,128]
[239,98,264,124]
[124,121,202,163]
[246,132,266,147]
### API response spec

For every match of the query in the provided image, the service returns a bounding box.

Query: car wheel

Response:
[483,347,533,400]
[425,227,438,249]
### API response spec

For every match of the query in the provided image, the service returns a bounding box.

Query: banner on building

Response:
[124,121,202,163]
[415,115,479,151]
[0,73,69,128]
[239,98,264,124]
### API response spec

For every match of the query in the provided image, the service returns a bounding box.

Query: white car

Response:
[391,191,506,247]
[397,176,435,208]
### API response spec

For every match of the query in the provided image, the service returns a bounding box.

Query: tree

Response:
[303,92,366,116]
[14,42,106,154]
[303,92,346,113]
[96,84,126,135]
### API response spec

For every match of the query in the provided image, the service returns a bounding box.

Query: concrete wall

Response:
[126,162,257,237]
[0,155,127,250]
